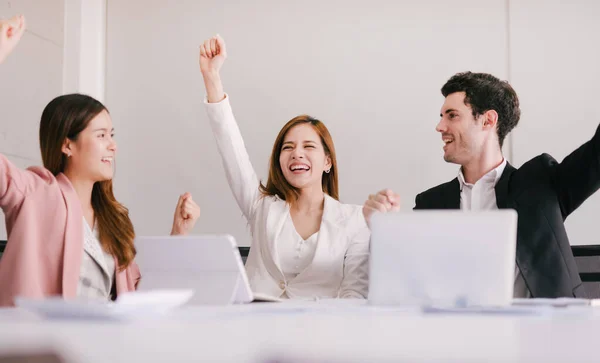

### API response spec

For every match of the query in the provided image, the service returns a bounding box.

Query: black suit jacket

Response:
[414,124,600,298]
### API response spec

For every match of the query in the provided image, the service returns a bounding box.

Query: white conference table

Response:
[1,300,600,363]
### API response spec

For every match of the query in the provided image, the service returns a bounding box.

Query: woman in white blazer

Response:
[199,35,370,299]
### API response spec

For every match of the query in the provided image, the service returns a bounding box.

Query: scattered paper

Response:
[14,289,194,321]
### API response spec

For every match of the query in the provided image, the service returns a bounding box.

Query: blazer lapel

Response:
[446,178,461,209]
[263,197,288,280]
[82,220,111,280]
[493,163,534,292]
[495,162,516,209]
[57,173,84,298]
[311,194,343,262]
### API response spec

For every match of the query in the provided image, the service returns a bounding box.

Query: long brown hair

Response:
[259,115,339,203]
[39,94,135,269]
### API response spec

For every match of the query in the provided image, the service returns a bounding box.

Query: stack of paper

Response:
[14,289,194,321]
[512,298,600,307]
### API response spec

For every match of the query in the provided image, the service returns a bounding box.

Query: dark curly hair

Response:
[441,72,521,147]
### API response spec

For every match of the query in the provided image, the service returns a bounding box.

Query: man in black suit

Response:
[363,72,600,298]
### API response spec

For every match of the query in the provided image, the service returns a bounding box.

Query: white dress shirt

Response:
[277,214,319,281]
[457,159,531,298]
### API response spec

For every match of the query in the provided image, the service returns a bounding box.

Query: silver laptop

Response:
[368,210,518,307]
[135,235,279,305]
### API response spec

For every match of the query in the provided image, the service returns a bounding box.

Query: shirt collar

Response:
[458,158,507,189]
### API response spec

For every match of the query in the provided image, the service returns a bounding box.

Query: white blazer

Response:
[205,95,370,299]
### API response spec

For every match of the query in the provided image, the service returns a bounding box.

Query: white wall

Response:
[510,0,600,245]
[4,1,599,247]
[63,0,106,100]
[5,0,600,245]
[105,0,508,246]
[0,0,65,240]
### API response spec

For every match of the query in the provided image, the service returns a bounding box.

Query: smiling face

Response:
[436,92,487,166]
[279,123,332,190]
[261,115,339,203]
[62,110,117,182]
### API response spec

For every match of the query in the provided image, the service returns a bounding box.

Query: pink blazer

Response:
[0,154,140,306]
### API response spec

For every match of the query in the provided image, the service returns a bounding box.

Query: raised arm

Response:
[0,15,25,64]
[552,123,600,218]
[0,15,43,212]
[0,155,53,214]
[170,192,201,235]
[200,35,261,220]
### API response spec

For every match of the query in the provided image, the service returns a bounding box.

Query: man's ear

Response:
[483,109,499,130]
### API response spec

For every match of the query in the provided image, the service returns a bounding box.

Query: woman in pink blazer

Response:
[0,15,201,306]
